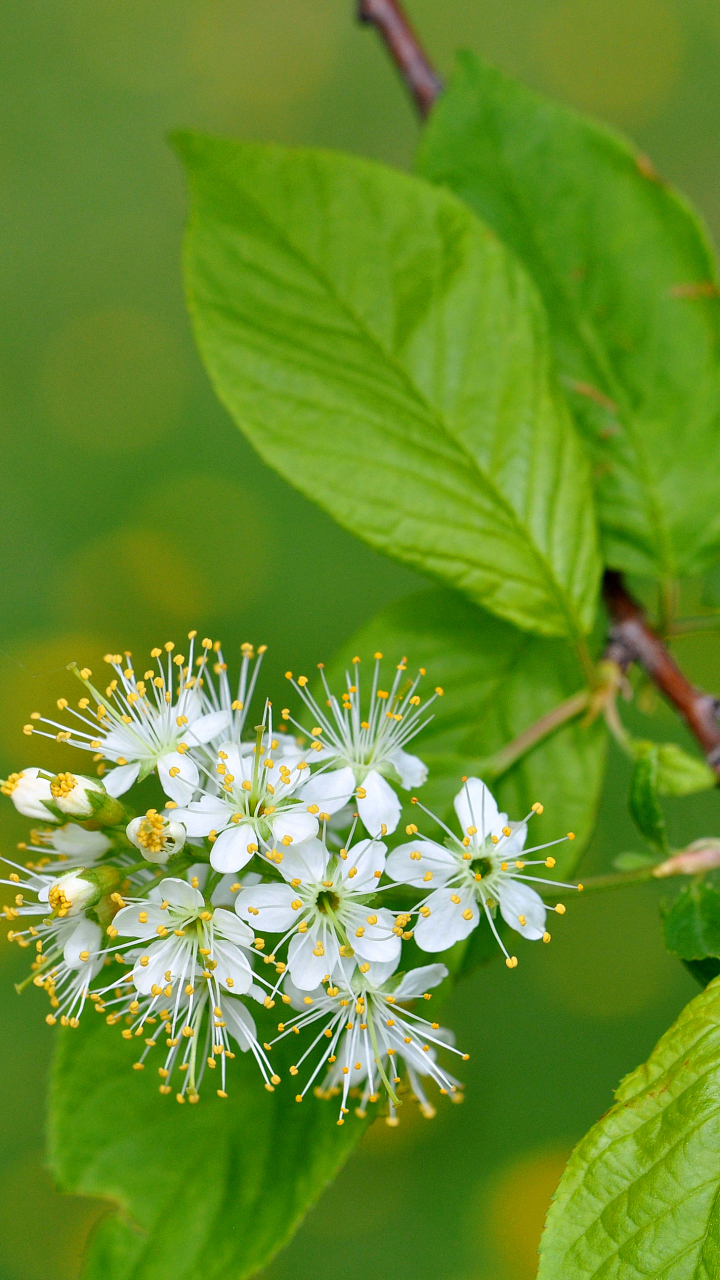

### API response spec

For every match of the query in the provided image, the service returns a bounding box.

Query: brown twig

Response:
[603,570,720,777]
[357,0,442,118]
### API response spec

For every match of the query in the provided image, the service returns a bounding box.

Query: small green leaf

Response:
[628,743,668,853]
[175,132,600,639]
[612,850,660,872]
[538,976,720,1278]
[655,742,717,796]
[662,878,720,961]
[418,52,720,581]
[322,586,608,877]
[49,1017,369,1280]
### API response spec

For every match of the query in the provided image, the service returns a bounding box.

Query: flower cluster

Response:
[1,636,581,1124]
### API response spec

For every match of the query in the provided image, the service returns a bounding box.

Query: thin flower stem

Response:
[548,840,720,900]
[479,689,591,779]
[357,0,442,117]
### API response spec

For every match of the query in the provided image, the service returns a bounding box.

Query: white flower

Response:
[273,957,466,1124]
[1,861,104,1026]
[386,777,578,966]
[98,876,279,1100]
[46,869,98,919]
[23,635,230,802]
[234,833,401,990]
[127,810,186,864]
[283,653,441,836]
[1,768,56,821]
[197,640,267,751]
[21,823,112,872]
[48,771,104,817]
[171,717,352,876]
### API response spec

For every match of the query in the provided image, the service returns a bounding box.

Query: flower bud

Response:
[127,809,186,864]
[49,772,103,817]
[0,768,57,821]
[48,772,126,827]
[47,870,98,919]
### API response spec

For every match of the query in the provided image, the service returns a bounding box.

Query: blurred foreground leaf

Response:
[418,52,720,581]
[538,976,720,1278]
[175,132,599,639]
[49,1017,369,1280]
[323,586,608,877]
[628,743,668,854]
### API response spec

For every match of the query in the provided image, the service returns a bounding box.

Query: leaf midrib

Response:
[190,147,584,637]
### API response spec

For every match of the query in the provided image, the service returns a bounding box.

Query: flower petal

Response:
[103,761,141,797]
[387,747,428,790]
[357,770,401,836]
[222,997,258,1052]
[272,837,327,883]
[392,963,448,999]
[300,766,356,815]
[235,882,298,932]
[172,795,230,838]
[270,809,318,848]
[210,824,257,874]
[288,929,335,990]
[63,918,102,968]
[213,939,253,995]
[498,879,547,939]
[385,839,457,888]
[413,888,478,952]
[184,709,231,746]
[158,752,199,806]
[346,906,401,964]
[340,837,387,891]
[454,777,504,841]
[211,908,254,948]
[157,877,205,910]
[52,824,112,857]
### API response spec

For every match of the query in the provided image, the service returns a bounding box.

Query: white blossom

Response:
[234,832,401,990]
[47,771,105,817]
[127,809,187,863]
[0,768,57,821]
[98,876,279,1100]
[282,653,442,837]
[171,711,353,876]
[20,823,112,873]
[272,957,466,1124]
[23,635,230,802]
[386,777,579,965]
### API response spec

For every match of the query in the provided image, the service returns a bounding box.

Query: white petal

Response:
[387,747,428,790]
[235,882,298,932]
[359,957,401,988]
[213,939,253,995]
[63,918,102,969]
[112,903,166,939]
[52,824,111,857]
[498,879,547,940]
[158,752,199,806]
[454,777,504,841]
[132,939,183,994]
[393,963,448,999]
[340,837,386,891]
[270,809,318,848]
[385,839,457,888]
[357,770,401,836]
[157,877,205,910]
[288,929,335,990]
[184,710,231,746]
[413,888,478,952]
[222,997,258,1052]
[282,973,326,1011]
[103,762,141,797]
[210,824,257,874]
[212,908,254,948]
[272,838,327,883]
[299,766,356,815]
[172,795,230,838]
[345,906,401,963]
[499,823,528,857]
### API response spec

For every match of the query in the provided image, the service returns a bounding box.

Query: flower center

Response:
[50,772,78,799]
[470,855,494,878]
[135,809,167,854]
[315,889,340,914]
[48,885,72,917]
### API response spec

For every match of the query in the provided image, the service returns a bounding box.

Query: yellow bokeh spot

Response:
[40,309,187,453]
[536,0,683,123]
[478,1148,571,1279]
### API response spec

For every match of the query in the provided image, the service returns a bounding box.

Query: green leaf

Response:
[662,878,720,961]
[654,742,717,796]
[538,976,720,1278]
[612,850,660,871]
[321,585,608,877]
[418,52,720,581]
[628,743,668,853]
[49,1015,369,1280]
[175,132,600,639]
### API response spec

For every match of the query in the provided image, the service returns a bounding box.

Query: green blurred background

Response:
[2,1,720,1276]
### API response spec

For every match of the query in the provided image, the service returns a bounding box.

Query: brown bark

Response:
[357,0,442,118]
